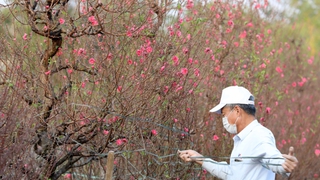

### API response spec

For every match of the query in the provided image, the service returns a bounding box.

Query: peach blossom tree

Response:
[0,0,318,179]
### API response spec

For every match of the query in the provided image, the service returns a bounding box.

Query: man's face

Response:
[221,106,237,124]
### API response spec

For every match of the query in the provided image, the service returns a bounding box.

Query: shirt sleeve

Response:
[253,130,290,177]
[201,158,230,179]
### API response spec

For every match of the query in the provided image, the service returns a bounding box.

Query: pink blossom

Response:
[267,29,272,34]
[172,56,179,66]
[186,34,191,40]
[88,16,98,26]
[184,127,189,132]
[247,22,253,27]
[298,77,307,87]
[186,0,194,9]
[266,107,271,114]
[181,68,188,75]
[89,58,95,65]
[234,42,239,47]
[81,82,86,88]
[227,20,234,26]
[183,47,189,54]
[194,68,200,77]
[103,130,109,135]
[221,40,227,46]
[292,82,296,87]
[308,57,314,64]
[160,65,166,73]
[136,49,142,56]
[66,68,72,74]
[164,86,169,93]
[126,30,132,37]
[45,70,51,75]
[107,53,113,60]
[174,118,178,123]
[151,129,158,136]
[59,18,65,24]
[23,33,28,40]
[205,47,212,53]
[64,173,72,179]
[239,31,247,39]
[315,149,320,157]
[77,48,86,55]
[300,137,306,145]
[116,139,123,146]
[259,63,266,69]
[275,66,283,73]
[117,86,122,93]
[213,135,219,141]
[146,46,153,53]
[226,28,232,33]
[175,86,183,92]
[176,30,182,37]
[127,59,133,65]
[215,13,221,19]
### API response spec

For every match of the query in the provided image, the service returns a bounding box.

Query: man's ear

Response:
[234,105,241,115]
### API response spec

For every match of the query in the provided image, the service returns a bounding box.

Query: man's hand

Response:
[282,146,298,173]
[177,150,204,165]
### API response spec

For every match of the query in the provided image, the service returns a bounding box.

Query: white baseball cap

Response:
[209,86,255,114]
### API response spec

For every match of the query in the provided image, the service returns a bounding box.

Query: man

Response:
[178,86,298,179]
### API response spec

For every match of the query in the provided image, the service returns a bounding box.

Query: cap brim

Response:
[209,103,226,114]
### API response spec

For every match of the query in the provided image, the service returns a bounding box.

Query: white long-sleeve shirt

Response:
[202,120,289,180]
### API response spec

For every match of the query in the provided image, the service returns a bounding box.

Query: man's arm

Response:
[178,150,230,179]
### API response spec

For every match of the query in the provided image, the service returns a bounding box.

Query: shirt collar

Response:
[234,120,259,141]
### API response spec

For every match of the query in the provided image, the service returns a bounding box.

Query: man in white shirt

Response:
[178,86,298,180]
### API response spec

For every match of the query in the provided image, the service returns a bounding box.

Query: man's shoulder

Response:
[250,123,275,139]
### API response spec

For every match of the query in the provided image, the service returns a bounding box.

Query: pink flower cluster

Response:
[88,16,98,26]
[116,138,128,146]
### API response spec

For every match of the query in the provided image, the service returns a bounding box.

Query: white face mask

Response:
[222,110,239,134]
